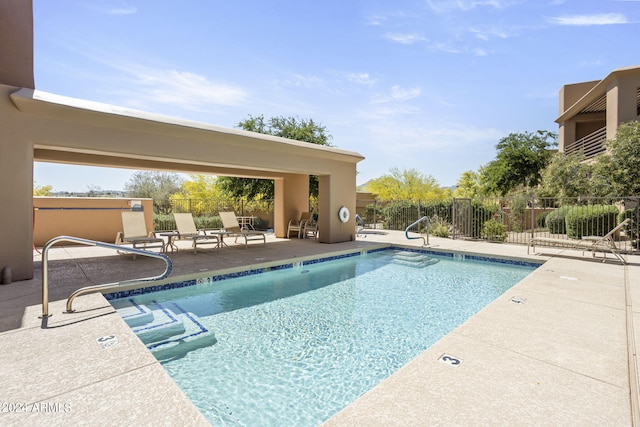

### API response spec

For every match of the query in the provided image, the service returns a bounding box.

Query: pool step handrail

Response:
[355,213,365,235]
[405,216,430,246]
[40,235,172,318]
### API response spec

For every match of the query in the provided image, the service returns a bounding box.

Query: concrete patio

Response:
[0,231,638,426]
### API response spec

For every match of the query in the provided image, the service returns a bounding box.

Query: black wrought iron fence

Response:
[361,196,640,253]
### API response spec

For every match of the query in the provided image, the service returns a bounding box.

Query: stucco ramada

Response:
[0,1,364,282]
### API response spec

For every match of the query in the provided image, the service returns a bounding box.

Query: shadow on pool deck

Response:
[0,231,638,426]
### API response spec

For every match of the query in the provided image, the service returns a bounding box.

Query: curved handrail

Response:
[355,213,365,234]
[40,236,172,318]
[405,216,430,246]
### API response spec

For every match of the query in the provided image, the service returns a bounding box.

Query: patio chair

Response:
[117,211,165,259]
[528,218,631,264]
[301,213,318,240]
[218,211,266,248]
[173,213,220,254]
[286,211,311,238]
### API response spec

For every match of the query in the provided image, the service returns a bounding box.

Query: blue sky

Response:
[32,0,640,192]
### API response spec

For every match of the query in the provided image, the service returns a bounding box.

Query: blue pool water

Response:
[109,249,538,426]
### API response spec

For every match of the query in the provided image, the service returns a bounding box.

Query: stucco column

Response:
[318,164,357,243]
[606,75,640,140]
[0,85,34,282]
[273,174,309,238]
[558,121,575,153]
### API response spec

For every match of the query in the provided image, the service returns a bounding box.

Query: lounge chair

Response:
[528,218,632,264]
[173,213,221,254]
[117,211,165,259]
[286,211,311,238]
[301,213,318,240]
[218,211,266,248]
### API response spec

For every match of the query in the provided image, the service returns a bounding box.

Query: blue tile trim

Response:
[105,246,540,301]
[119,298,147,320]
[132,300,179,334]
[388,246,542,268]
[146,301,210,351]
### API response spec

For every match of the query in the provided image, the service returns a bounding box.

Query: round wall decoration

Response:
[338,206,350,223]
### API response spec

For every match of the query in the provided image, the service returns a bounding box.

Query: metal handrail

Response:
[405,216,430,246]
[40,235,172,318]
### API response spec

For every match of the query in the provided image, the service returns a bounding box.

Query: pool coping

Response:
[1,232,637,425]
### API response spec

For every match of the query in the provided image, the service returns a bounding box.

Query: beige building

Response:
[0,1,364,283]
[557,65,640,159]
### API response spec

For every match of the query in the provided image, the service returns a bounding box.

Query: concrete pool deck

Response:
[0,231,638,426]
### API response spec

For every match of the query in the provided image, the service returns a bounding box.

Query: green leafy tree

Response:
[481,130,557,196]
[125,171,183,213]
[218,115,333,199]
[364,167,451,201]
[33,181,53,196]
[537,151,591,199]
[453,170,481,198]
[591,120,640,196]
[173,174,227,200]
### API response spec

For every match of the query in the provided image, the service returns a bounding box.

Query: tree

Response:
[218,115,333,199]
[364,167,450,201]
[537,151,591,199]
[125,171,183,212]
[453,170,481,198]
[33,181,53,196]
[173,175,226,200]
[481,130,557,196]
[591,120,640,196]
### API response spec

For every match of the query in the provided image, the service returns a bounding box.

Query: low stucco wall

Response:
[33,197,155,247]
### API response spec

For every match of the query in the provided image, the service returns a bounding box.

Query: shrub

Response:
[536,210,550,229]
[565,205,619,239]
[471,201,500,239]
[619,209,637,242]
[545,206,575,234]
[429,215,450,238]
[481,219,507,242]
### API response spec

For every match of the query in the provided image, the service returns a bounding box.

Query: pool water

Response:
[110,250,537,426]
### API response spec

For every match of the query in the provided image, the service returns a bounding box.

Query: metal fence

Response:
[153,199,275,231]
[154,196,640,254]
[358,196,640,254]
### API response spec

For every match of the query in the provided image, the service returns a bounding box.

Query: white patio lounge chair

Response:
[173,213,221,254]
[117,211,165,259]
[218,211,266,248]
[301,213,318,240]
[528,218,632,264]
[286,211,311,238]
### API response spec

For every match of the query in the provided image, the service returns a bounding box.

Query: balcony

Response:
[564,126,606,159]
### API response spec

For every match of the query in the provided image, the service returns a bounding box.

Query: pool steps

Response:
[392,251,439,267]
[116,299,217,361]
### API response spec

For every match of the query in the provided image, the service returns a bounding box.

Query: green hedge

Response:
[564,205,619,239]
[154,214,223,231]
[545,206,574,234]
[619,209,637,242]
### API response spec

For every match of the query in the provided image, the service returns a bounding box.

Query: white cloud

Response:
[372,85,421,104]
[383,33,427,45]
[91,1,137,15]
[366,15,387,26]
[106,6,137,15]
[469,26,511,41]
[119,67,248,111]
[277,73,323,88]
[426,0,516,13]
[548,13,629,26]
[347,72,378,85]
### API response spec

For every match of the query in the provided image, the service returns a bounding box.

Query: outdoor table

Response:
[158,231,181,252]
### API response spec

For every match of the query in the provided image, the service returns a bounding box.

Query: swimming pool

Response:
[108,248,538,426]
